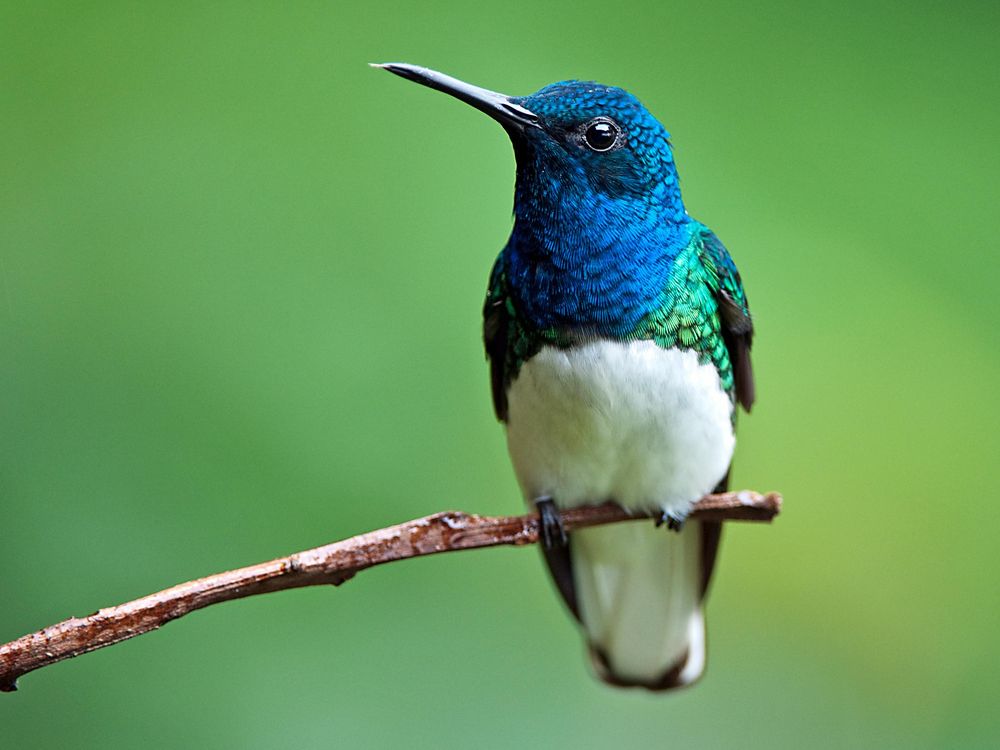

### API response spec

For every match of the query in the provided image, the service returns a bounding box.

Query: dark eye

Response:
[583,118,621,152]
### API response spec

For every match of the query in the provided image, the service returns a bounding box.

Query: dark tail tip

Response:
[588,644,702,692]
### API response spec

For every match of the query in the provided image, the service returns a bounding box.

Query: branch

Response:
[0,490,780,692]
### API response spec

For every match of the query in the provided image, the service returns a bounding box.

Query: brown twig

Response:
[0,490,780,692]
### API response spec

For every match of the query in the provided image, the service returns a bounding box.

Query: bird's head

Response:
[513,80,679,205]
[374,64,685,225]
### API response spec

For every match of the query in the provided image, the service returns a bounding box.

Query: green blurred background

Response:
[2,1,998,747]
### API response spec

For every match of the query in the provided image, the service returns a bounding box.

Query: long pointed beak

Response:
[372,63,540,132]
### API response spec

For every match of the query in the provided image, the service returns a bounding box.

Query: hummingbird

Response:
[375,63,754,690]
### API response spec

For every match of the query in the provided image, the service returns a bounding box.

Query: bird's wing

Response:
[483,259,580,617]
[482,254,511,422]
[700,228,755,412]
[696,229,753,602]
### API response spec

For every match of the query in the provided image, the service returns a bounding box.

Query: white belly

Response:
[505,340,735,516]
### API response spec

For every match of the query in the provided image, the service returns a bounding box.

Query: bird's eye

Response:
[583,118,621,152]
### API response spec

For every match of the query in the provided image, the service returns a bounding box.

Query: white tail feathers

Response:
[572,519,707,690]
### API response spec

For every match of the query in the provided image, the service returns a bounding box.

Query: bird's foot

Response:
[535,496,567,549]
[655,510,686,533]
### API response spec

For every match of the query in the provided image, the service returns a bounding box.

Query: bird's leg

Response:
[535,496,567,549]
[535,496,580,621]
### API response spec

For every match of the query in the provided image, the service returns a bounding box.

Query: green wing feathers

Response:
[629,228,754,411]
[699,229,755,412]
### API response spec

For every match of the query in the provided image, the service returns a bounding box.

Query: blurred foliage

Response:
[2,1,998,747]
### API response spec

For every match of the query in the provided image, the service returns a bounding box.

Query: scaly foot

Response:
[655,510,686,533]
[535,496,567,549]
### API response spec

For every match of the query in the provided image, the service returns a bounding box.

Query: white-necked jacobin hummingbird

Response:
[375,63,754,690]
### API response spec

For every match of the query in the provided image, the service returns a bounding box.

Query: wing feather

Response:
[482,256,510,422]
[701,229,755,412]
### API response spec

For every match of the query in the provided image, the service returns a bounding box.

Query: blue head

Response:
[376,64,692,333]
[511,81,684,224]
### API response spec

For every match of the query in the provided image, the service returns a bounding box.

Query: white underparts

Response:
[505,340,735,685]
[506,340,734,516]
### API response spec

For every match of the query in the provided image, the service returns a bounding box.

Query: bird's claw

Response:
[655,510,686,533]
[536,497,568,549]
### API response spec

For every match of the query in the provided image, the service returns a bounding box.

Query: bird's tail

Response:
[571,519,714,690]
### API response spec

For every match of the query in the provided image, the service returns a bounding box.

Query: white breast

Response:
[505,340,735,516]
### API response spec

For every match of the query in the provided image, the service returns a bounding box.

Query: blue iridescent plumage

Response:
[503,83,687,333]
